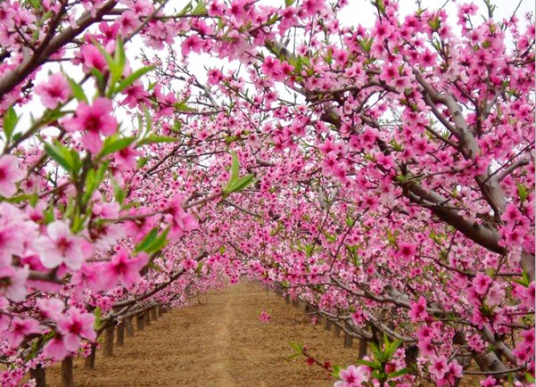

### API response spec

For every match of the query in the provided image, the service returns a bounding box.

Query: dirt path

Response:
[47,281,357,387]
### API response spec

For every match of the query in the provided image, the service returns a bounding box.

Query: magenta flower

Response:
[57,307,96,352]
[35,73,71,109]
[429,355,449,380]
[63,98,117,153]
[37,221,85,270]
[165,195,199,242]
[4,317,40,347]
[0,266,28,302]
[36,298,64,320]
[409,296,428,322]
[103,248,148,288]
[472,273,492,295]
[42,335,69,361]
[0,155,25,198]
[334,365,369,387]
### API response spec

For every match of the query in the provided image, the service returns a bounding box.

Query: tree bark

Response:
[104,323,114,357]
[136,314,144,331]
[84,343,97,370]
[116,321,125,347]
[126,317,134,337]
[29,365,46,387]
[144,311,151,326]
[150,306,157,321]
[61,357,74,387]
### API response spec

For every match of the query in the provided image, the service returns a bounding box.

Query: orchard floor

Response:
[47,281,358,387]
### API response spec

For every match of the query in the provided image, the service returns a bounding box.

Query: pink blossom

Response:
[103,248,148,288]
[36,298,64,320]
[485,282,504,307]
[37,221,85,270]
[0,266,28,302]
[42,335,69,361]
[57,307,96,352]
[4,317,40,347]
[409,296,428,322]
[35,73,71,109]
[0,155,25,198]
[165,195,199,242]
[429,355,449,380]
[472,273,492,295]
[334,365,369,387]
[80,44,107,73]
[63,98,117,153]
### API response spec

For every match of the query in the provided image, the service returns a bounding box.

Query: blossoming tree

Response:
[0,0,533,386]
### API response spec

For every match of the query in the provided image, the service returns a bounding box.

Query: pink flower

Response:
[114,145,139,170]
[472,273,492,295]
[57,307,96,352]
[397,242,417,262]
[258,311,272,322]
[42,335,69,361]
[63,98,117,153]
[35,73,71,109]
[0,266,28,302]
[165,195,199,242]
[103,248,148,288]
[486,283,504,307]
[334,365,369,387]
[0,155,25,198]
[409,296,428,322]
[80,44,107,73]
[429,355,449,380]
[36,298,64,320]
[4,317,40,347]
[37,221,85,270]
[181,35,205,56]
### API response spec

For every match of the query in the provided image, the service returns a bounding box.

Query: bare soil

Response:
[46,281,358,387]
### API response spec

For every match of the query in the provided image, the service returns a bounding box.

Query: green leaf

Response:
[289,341,303,354]
[192,0,207,15]
[230,151,240,182]
[145,228,170,255]
[134,228,159,253]
[100,136,136,158]
[116,66,155,93]
[285,0,295,6]
[94,307,102,330]
[136,134,177,147]
[3,106,18,141]
[44,142,74,172]
[67,77,88,103]
[388,368,408,379]
[110,177,125,206]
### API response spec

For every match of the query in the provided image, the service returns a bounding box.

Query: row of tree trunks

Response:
[59,305,163,387]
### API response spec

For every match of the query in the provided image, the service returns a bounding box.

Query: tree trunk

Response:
[157,305,164,317]
[144,311,151,326]
[150,306,157,321]
[29,365,46,387]
[104,323,114,357]
[324,320,332,331]
[84,343,97,370]
[358,339,368,359]
[116,322,125,347]
[61,357,74,387]
[344,322,354,348]
[126,317,134,337]
[334,324,341,338]
[285,295,290,304]
[136,314,144,331]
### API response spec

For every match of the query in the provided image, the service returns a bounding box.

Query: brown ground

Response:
[46,281,358,387]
